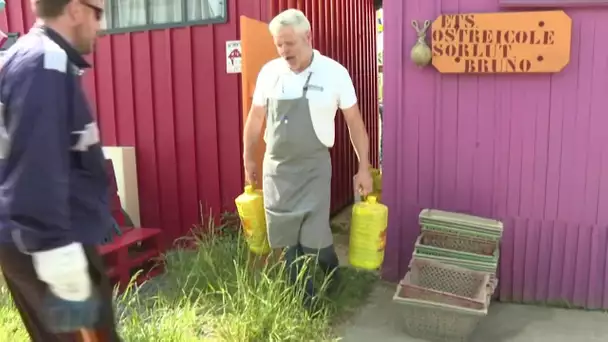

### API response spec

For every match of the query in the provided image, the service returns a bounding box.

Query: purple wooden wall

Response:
[382,0,608,309]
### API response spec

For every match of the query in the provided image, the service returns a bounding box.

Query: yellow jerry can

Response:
[235,185,271,255]
[349,195,389,270]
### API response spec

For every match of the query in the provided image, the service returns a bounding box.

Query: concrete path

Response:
[330,207,608,342]
[338,282,608,341]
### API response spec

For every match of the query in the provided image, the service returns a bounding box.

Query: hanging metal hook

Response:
[423,20,431,31]
[411,20,421,32]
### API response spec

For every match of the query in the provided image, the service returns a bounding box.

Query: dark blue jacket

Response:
[0,26,112,252]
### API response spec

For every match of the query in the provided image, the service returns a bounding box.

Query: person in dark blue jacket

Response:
[0,0,121,340]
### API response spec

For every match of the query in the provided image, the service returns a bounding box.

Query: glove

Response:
[32,242,100,333]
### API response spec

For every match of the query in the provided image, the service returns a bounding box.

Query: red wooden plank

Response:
[170,27,199,237]
[130,32,162,229]
[364,1,373,165]
[342,0,352,209]
[347,0,355,205]
[371,0,379,166]
[150,30,181,243]
[278,0,288,11]
[191,25,221,218]
[239,0,264,22]
[6,0,24,33]
[94,36,118,144]
[214,0,244,212]
[110,34,137,146]
[328,0,335,59]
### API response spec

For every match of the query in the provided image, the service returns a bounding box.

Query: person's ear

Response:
[65,0,82,23]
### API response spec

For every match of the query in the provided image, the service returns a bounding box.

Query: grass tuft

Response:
[0,213,377,341]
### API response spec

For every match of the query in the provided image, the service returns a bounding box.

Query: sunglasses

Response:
[80,1,104,21]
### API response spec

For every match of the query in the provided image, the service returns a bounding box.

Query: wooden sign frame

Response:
[431,10,572,74]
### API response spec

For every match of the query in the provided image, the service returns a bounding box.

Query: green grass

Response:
[0,217,378,341]
[0,285,29,341]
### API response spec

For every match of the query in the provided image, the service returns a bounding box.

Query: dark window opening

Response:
[103,0,227,33]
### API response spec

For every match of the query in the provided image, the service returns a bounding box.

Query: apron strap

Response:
[302,72,313,96]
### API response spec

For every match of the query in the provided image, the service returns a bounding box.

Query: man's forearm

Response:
[348,120,370,170]
[243,112,264,159]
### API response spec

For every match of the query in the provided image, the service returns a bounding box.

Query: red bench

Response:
[97,159,164,292]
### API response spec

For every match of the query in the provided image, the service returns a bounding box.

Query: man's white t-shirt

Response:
[252,50,358,148]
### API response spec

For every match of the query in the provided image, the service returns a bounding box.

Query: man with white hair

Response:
[243,8,373,309]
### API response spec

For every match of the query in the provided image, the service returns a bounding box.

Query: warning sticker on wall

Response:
[226,40,242,74]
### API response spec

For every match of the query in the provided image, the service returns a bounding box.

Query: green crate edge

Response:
[421,223,502,241]
[412,251,498,274]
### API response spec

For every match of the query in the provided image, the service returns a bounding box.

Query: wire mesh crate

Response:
[421,230,498,255]
[412,250,498,274]
[418,209,504,238]
[415,233,500,264]
[393,281,490,342]
[408,258,491,298]
[399,272,488,310]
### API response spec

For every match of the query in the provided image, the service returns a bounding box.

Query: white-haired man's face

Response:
[273,26,312,71]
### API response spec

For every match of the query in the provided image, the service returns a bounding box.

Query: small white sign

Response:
[226,40,242,74]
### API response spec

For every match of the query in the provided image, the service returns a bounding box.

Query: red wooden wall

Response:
[0,0,377,245]
[270,0,380,213]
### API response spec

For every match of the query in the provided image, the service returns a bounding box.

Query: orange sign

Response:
[431,11,572,73]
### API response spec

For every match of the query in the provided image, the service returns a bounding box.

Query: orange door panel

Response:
[240,16,279,189]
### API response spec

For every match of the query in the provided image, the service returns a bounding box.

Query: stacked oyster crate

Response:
[393,209,503,342]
